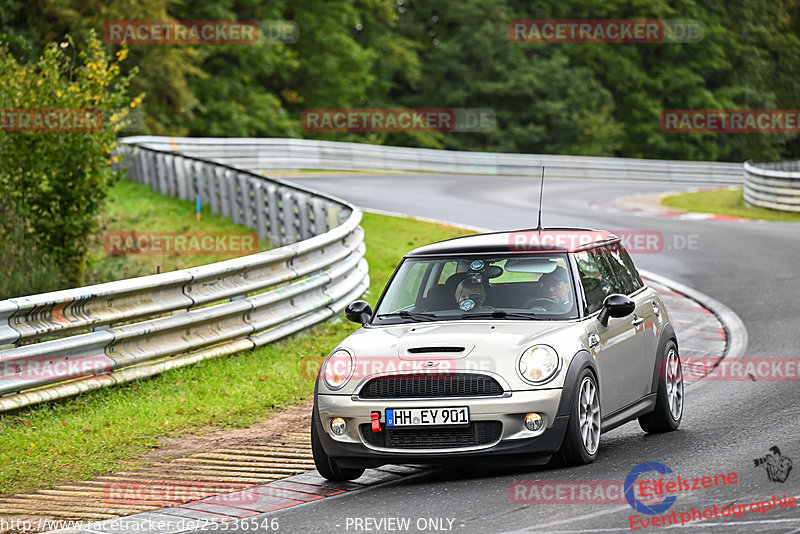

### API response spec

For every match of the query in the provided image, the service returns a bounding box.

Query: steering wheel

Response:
[523,297,559,310]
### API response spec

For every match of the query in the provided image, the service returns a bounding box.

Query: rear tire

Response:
[639,340,683,433]
[558,368,600,466]
[311,412,365,481]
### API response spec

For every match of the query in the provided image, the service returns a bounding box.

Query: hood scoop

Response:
[400,345,474,360]
[407,346,465,354]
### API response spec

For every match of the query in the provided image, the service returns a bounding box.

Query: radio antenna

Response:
[535,166,545,232]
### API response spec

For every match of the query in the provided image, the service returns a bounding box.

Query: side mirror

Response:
[345,300,373,325]
[597,294,635,327]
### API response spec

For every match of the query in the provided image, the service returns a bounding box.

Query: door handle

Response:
[588,333,600,349]
[631,316,644,327]
[652,301,661,316]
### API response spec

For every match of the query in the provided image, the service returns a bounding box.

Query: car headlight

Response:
[323,349,354,390]
[517,345,559,384]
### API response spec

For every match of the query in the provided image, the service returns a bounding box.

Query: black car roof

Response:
[404,227,621,257]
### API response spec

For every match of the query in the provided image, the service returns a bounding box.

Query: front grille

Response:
[360,421,502,449]
[358,373,504,399]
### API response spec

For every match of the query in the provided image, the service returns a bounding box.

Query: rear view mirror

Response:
[597,294,635,327]
[345,300,373,325]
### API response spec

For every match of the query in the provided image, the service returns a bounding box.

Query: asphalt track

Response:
[202,173,799,534]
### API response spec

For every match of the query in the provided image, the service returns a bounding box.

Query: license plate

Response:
[386,407,469,427]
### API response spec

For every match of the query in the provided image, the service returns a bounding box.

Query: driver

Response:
[455,278,486,310]
[538,269,573,311]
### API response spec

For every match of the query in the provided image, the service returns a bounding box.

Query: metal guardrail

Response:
[0,143,369,412]
[744,160,800,212]
[120,136,744,184]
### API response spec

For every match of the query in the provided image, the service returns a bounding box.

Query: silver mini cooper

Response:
[312,228,683,481]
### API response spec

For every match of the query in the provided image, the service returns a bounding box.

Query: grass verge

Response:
[661,188,800,222]
[83,179,270,285]
[0,211,473,496]
[1,179,269,299]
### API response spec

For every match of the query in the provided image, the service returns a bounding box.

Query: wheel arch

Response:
[651,323,678,395]
[556,350,599,418]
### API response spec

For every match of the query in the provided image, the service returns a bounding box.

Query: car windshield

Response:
[373,254,578,323]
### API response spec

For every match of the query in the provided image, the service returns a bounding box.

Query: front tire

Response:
[639,340,683,433]
[558,368,600,466]
[311,413,365,481]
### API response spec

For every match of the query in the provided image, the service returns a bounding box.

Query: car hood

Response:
[365,321,571,357]
[327,320,589,393]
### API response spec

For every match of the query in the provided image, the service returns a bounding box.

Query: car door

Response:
[606,244,659,399]
[575,248,629,415]
[575,246,651,415]
[601,243,658,406]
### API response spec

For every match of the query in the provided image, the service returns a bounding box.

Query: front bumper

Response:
[315,389,568,468]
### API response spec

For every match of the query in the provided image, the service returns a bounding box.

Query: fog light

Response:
[330,417,346,436]
[525,413,543,431]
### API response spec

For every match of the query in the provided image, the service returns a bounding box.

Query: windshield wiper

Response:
[376,310,440,321]
[460,310,543,320]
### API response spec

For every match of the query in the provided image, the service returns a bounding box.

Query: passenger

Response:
[455,278,486,310]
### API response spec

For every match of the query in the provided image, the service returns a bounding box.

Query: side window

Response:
[575,251,616,314]
[618,246,644,291]
[437,261,458,283]
[602,244,642,295]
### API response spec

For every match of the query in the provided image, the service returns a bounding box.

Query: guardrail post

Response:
[241,176,257,230]
[128,146,140,181]
[175,157,189,201]
[220,169,233,219]
[140,150,154,186]
[198,163,211,211]
[186,160,198,201]
[254,183,268,239]
[296,192,311,240]
[155,153,167,193]
[209,167,223,215]
[266,185,281,245]
[166,153,178,197]
[280,188,296,245]
[229,173,246,226]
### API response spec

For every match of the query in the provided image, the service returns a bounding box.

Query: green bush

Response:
[0,194,66,298]
[0,31,141,291]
